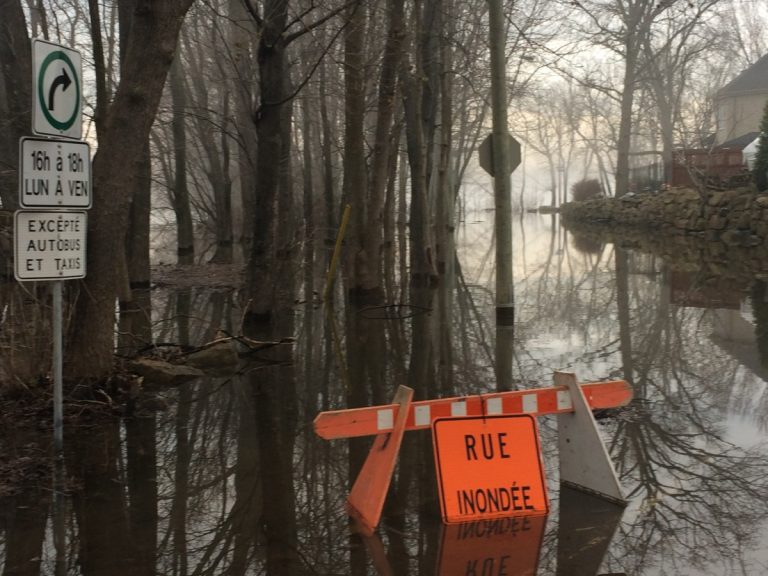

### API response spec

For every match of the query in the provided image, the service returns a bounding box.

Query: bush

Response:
[754,100,768,192]
[571,178,603,202]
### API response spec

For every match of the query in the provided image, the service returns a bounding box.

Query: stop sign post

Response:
[478,133,521,177]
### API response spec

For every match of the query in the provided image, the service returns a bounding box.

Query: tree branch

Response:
[284,0,357,45]
[241,0,263,28]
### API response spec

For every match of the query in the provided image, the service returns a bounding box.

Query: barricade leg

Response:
[557,484,625,575]
[556,372,626,504]
[347,385,414,534]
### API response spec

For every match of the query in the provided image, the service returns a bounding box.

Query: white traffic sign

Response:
[19,137,91,208]
[14,210,87,280]
[32,39,82,140]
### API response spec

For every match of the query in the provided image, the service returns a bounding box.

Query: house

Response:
[670,132,759,188]
[715,53,768,145]
[629,55,767,191]
[630,132,759,190]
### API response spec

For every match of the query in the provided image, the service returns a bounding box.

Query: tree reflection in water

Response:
[562,225,768,575]
[3,216,768,574]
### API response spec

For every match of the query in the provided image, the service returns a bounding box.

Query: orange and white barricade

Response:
[314,371,631,532]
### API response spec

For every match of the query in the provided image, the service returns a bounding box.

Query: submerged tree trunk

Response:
[244,0,289,323]
[229,0,258,259]
[364,0,406,292]
[69,420,137,575]
[342,0,371,299]
[169,50,195,265]
[2,483,49,576]
[183,25,234,265]
[402,70,437,291]
[435,0,455,397]
[301,95,318,420]
[229,378,261,576]
[341,0,371,480]
[210,103,234,264]
[120,0,152,304]
[125,413,158,571]
[68,0,194,378]
[125,141,152,293]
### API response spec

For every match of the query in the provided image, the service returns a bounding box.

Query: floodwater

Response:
[3,212,768,575]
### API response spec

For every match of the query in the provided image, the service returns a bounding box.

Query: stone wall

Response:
[560,187,768,249]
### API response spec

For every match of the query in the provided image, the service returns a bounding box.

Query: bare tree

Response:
[637,0,722,183]
[168,50,195,265]
[68,0,195,378]
[569,0,694,197]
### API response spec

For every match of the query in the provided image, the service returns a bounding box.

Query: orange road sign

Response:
[432,414,549,524]
[314,380,631,440]
[437,514,547,576]
[317,372,630,532]
[347,385,413,535]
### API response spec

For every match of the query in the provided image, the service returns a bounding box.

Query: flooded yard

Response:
[3,213,768,575]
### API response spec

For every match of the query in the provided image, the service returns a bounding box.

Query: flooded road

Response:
[3,213,768,575]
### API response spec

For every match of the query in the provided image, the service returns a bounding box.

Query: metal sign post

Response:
[14,38,88,458]
[52,281,63,452]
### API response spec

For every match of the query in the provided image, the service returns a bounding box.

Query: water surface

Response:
[2,213,768,575]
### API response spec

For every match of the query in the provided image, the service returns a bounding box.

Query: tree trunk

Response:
[301,95,317,419]
[319,52,337,246]
[364,0,406,290]
[435,0,455,397]
[402,0,439,409]
[228,0,258,259]
[341,0,371,481]
[0,0,31,211]
[68,0,194,378]
[402,69,437,288]
[210,96,233,264]
[125,140,151,292]
[244,0,290,322]
[183,25,234,265]
[614,47,637,198]
[275,78,296,316]
[118,0,152,302]
[169,50,195,265]
[342,1,371,300]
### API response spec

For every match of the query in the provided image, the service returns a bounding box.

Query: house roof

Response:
[718,53,768,97]
[716,131,761,150]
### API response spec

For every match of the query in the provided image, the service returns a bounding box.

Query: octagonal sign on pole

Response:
[478,133,522,178]
[32,38,82,140]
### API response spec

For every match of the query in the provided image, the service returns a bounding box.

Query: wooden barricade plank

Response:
[314,380,631,441]
[346,385,414,535]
